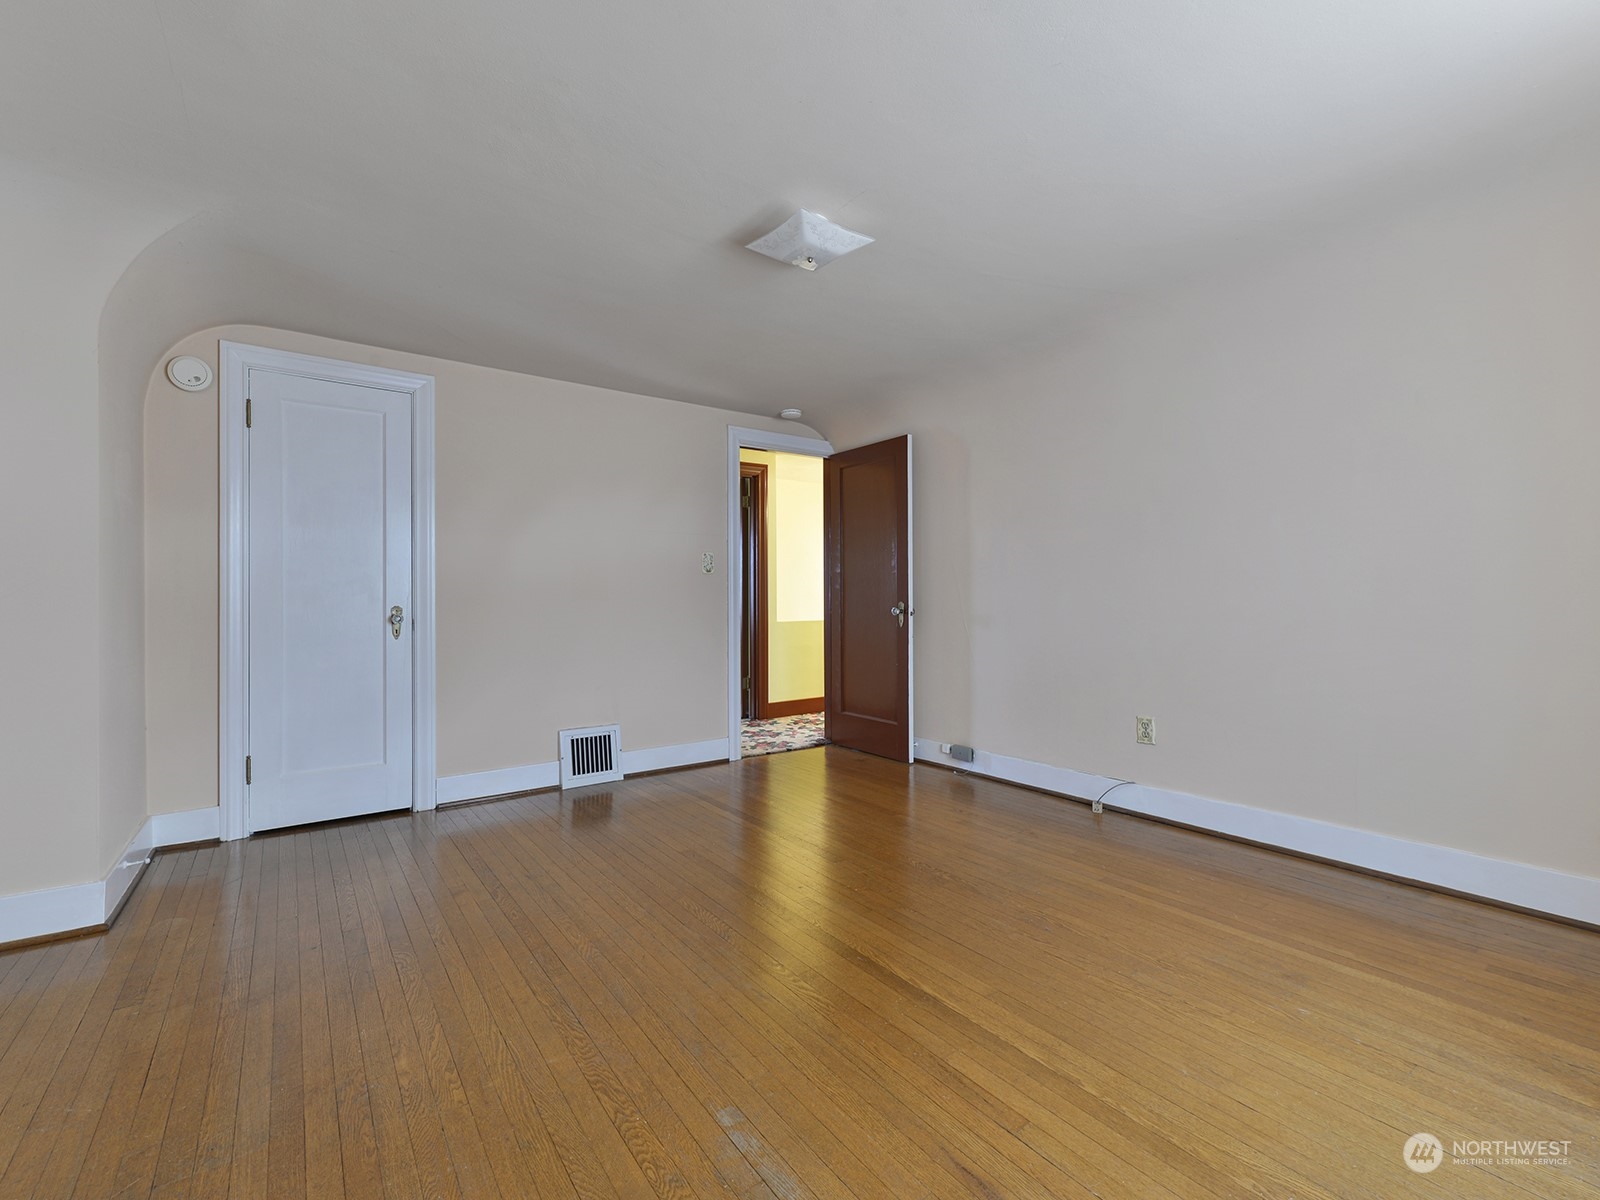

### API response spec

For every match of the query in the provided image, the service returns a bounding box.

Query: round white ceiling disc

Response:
[166,355,213,391]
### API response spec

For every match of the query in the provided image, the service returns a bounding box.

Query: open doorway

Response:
[738,446,827,756]
[728,425,914,764]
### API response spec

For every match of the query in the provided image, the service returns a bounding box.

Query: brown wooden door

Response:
[738,463,767,720]
[824,435,912,762]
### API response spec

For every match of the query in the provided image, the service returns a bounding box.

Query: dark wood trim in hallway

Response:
[1,747,1595,1198]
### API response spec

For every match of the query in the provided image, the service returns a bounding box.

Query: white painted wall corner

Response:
[102,814,157,923]
[0,805,223,946]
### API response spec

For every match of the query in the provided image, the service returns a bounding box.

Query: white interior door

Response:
[247,368,414,832]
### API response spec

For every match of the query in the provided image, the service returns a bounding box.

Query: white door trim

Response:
[726,425,833,761]
[219,341,437,841]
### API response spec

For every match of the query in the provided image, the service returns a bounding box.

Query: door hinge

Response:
[245,397,252,428]
[740,493,751,509]
[245,755,252,785]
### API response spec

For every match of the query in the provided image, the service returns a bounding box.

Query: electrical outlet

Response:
[1135,716,1155,746]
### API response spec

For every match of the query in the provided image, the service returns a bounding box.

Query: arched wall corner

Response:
[0,150,189,914]
[104,209,479,851]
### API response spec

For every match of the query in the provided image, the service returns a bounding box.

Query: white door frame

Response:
[219,341,437,841]
[726,424,833,760]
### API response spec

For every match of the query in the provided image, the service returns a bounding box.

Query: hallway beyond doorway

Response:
[740,713,827,756]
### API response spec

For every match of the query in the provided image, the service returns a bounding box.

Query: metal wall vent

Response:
[559,724,624,787]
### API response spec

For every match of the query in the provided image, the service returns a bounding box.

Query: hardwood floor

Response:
[2,747,1597,1198]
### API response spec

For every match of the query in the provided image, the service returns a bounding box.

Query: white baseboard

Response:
[149,806,222,846]
[914,738,1600,926]
[0,880,105,946]
[0,805,223,946]
[621,737,729,775]
[436,761,561,805]
[437,737,732,807]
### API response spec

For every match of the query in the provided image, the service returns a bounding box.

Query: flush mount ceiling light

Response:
[746,209,874,271]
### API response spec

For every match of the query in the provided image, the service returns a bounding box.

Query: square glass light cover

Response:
[746,209,874,270]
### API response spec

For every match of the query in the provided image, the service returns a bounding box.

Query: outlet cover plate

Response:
[1136,716,1155,745]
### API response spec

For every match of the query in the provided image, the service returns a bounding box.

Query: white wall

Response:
[10,134,1600,915]
[0,156,179,897]
[829,152,1600,882]
[145,326,815,815]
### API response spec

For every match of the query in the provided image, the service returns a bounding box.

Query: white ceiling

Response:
[8,0,1600,423]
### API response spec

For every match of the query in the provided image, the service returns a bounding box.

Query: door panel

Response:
[739,464,766,721]
[248,368,413,832]
[825,435,912,761]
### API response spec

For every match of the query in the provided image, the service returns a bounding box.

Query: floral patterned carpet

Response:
[740,712,828,757]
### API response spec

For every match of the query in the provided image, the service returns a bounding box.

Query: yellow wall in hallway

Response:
[740,449,824,704]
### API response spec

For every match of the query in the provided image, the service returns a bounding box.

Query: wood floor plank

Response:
[224,830,283,1200]
[290,832,343,1199]
[266,830,308,1198]
[108,847,233,1200]
[306,826,382,1199]
[1,855,183,1198]
[447,805,839,1199]
[341,820,495,1200]
[148,844,252,1200]
[0,942,67,1057]
[3,747,1598,1198]
[0,939,94,1108]
[533,785,1205,1200]
[183,830,268,1199]
[82,846,221,1199]
[376,817,639,1200]
[324,823,432,1200]
[631,773,1310,1196]
[655,760,1564,1196]
[471,794,1075,1200]
[443,821,743,1200]
[369,819,586,1200]
[437,826,667,1200]
[611,790,1273,1200]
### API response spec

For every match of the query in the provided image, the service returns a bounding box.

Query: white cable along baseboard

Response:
[913,738,1600,926]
